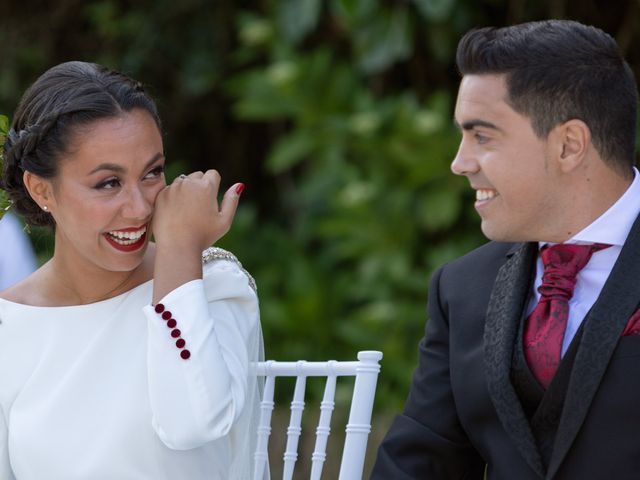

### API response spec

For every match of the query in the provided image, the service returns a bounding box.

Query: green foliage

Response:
[224,0,490,409]
[0,115,8,218]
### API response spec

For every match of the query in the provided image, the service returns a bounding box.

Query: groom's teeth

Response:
[476,189,497,201]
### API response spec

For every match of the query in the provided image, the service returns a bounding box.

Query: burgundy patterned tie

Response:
[523,243,610,389]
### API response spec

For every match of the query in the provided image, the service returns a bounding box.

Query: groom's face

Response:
[451,74,565,242]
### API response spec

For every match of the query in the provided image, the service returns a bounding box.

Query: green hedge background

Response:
[1,1,639,417]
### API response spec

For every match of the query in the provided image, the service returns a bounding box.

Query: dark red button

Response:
[176,338,186,348]
[161,311,172,320]
[171,329,181,338]
[154,304,165,313]
[180,350,191,360]
[167,319,177,328]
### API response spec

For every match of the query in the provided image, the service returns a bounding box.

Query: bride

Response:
[0,61,263,479]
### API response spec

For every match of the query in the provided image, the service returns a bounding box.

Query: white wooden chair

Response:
[254,350,383,480]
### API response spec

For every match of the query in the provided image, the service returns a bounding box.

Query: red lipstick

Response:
[104,232,147,252]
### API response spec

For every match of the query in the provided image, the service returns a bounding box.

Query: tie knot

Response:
[538,243,610,300]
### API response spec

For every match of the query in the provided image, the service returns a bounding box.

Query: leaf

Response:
[0,191,8,219]
[238,16,273,47]
[412,0,456,21]
[276,0,322,44]
[355,7,412,74]
[266,130,316,173]
[229,69,299,120]
[0,115,9,218]
[417,185,463,231]
[332,0,378,29]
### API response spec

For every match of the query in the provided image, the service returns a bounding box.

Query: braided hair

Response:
[0,61,161,227]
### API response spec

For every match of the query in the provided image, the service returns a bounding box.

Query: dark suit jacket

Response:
[372,216,640,480]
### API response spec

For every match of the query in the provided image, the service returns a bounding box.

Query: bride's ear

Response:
[23,170,56,212]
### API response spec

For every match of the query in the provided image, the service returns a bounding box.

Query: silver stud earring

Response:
[42,205,48,212]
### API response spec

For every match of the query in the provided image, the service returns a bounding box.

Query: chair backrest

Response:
[254,350,383,480]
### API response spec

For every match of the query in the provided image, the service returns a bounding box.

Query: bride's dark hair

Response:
[0,61,161,227]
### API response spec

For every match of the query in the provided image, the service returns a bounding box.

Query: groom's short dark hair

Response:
[456,20,638,176]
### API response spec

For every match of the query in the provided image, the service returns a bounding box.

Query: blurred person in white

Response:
[0,61,263,480]
[0,212,37,290]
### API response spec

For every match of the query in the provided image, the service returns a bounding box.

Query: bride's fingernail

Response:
[235,183,245,195]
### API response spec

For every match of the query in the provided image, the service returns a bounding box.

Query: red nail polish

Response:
[235,183,245,195]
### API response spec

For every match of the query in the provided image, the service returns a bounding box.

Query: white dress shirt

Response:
[528,167,640,356]
[0,255,262,480]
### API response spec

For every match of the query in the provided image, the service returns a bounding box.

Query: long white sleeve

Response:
[144,258,260,450]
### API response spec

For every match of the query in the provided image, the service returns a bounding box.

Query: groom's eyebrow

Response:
[454,119,501,131]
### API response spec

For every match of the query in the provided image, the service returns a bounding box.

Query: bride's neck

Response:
[44,258,135,305]
[44,246,154,306]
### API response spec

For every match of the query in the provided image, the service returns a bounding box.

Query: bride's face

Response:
[46,108,166,273]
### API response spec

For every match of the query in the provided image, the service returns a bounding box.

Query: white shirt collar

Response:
[540,167,640,248]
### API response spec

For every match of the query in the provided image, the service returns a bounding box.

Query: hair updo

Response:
[0,61,161,228]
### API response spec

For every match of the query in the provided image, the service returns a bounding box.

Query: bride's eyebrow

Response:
[87,153,165,176]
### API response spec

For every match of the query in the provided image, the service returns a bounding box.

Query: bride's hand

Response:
[152,170,243,253]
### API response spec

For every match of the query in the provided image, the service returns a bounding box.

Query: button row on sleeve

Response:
[154,303,191,360]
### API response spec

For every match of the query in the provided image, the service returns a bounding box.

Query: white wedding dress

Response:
[0,248,263,480]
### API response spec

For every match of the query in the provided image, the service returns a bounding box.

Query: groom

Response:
[372,20,640,479]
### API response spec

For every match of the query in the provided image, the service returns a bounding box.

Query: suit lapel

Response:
[484,242,545,477]
[547,213,640,478]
